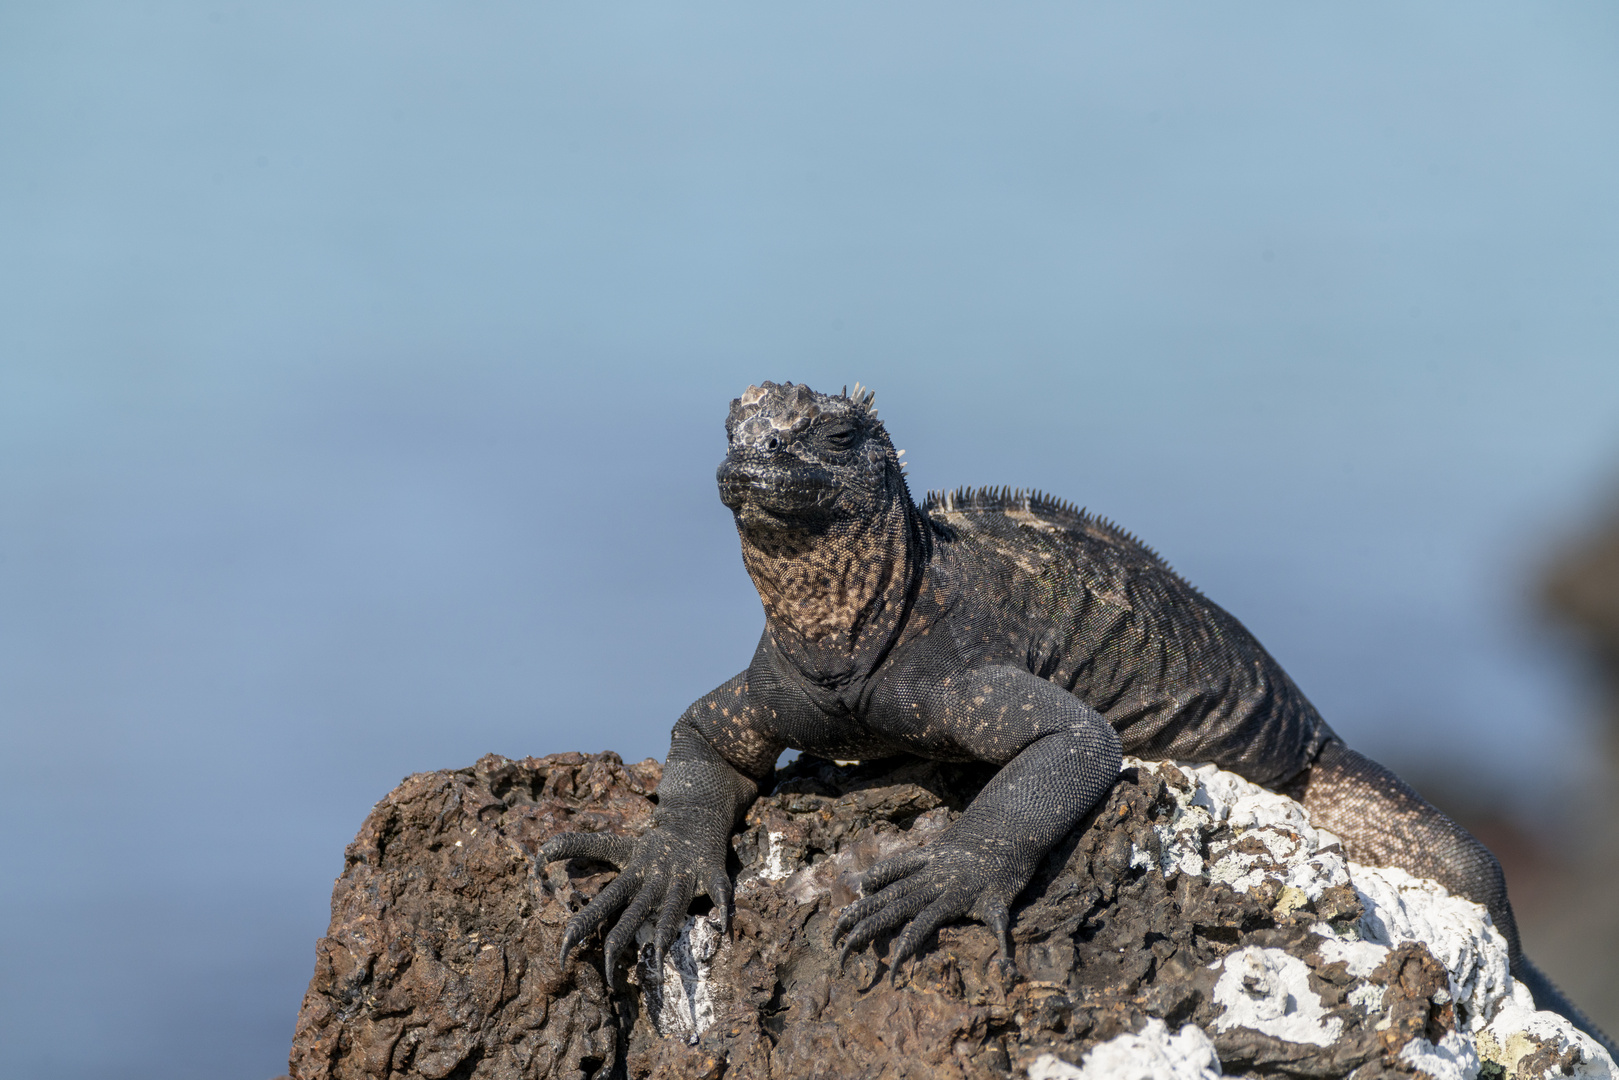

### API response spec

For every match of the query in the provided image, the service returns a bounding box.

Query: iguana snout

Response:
[720,380,904,523]
[716,453,838,517]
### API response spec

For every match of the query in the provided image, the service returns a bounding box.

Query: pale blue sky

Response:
[2,4,1618,1077]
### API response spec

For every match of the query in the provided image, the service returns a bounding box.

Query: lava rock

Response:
[285,753,1616,1080]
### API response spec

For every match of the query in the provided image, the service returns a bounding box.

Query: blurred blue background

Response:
[2,3,1617,1077]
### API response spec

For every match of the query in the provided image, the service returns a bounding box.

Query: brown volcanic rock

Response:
[287,753,1493,1079]
[288,753,661,1080]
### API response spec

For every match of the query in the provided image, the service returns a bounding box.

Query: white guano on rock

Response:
[1210,947,1342,1046]
[1115,759,1617,1079]
[635,912,722,1042]
[1026,1018,1223,1080]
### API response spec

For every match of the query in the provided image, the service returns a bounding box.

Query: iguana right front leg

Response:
[835,664,1122,975]
[540,673,782,985]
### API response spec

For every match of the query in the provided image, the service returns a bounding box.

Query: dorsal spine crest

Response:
[921,485,1176,573]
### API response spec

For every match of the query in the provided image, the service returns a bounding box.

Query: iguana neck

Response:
[737,494,926,686]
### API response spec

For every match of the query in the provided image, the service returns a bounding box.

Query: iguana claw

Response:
[541,825,731,985]
[834,838,1026,979]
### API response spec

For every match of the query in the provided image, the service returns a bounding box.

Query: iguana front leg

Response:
[835,665,1122,973]
[540,673,782,985]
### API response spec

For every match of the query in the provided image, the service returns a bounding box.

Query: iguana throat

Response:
[719,380,924,679]
[736,494,918,644]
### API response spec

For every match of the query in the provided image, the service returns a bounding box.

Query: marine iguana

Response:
[541,380,1613,1052]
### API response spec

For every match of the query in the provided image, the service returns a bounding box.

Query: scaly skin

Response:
[540,381,1613,1055]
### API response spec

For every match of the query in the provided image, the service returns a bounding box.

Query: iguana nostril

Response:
[765,435,780,451]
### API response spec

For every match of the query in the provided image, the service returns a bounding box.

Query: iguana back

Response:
[922,486,1330,787]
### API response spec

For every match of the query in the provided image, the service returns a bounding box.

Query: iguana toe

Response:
[835,840,1030,979]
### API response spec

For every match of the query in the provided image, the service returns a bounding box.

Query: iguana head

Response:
[718,381,907,530]
[718,381,919,646]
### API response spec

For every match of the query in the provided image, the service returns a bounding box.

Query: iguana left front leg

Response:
[835,665,1122,973]
[540,671,783,985]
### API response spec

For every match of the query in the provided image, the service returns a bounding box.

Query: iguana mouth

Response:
[716,457,838,518]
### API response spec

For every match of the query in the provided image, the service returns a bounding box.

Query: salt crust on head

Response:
[726,381,884,450]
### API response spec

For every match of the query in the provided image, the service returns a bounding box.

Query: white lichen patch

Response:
[1128,759,1508,1030]
[1125,758,1350,902]
[1117,759,1615,1079]
[1314,933,1392,980]
[1475,983,1617,1080]
[1026,1019,1222,1080]
[1345,981,1385,1014]
[636,913,722,1043]
[1398,1029,1482,1080]
[760,831,796,881]
[1210,947,1343,1046]
[1348,863,1511,1031]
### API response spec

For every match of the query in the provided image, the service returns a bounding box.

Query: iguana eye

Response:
[824,423,859,451]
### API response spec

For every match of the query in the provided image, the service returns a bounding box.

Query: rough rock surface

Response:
[286,753,1616,1080]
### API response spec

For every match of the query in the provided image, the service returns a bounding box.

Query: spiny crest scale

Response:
[847,381,878,417]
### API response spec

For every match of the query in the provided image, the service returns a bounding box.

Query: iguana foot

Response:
[540,825,733,987]
[833,840,1022,980]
